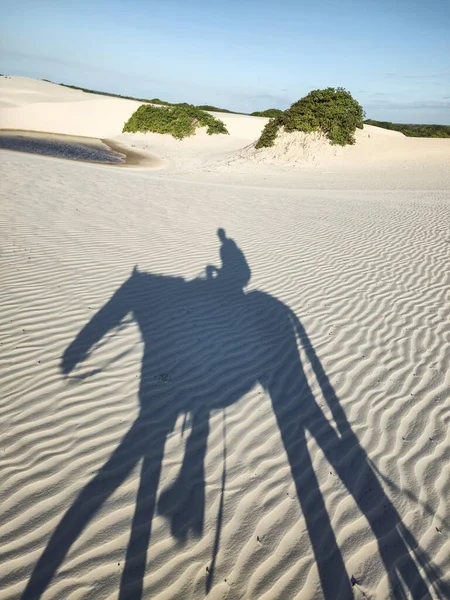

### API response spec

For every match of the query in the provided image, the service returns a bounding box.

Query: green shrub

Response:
[255,118,281,149]
[251,109,284,118]
[123,104,229,139]
[255,88,365,148]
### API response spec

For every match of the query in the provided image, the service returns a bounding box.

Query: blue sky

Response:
[1,0,450,123]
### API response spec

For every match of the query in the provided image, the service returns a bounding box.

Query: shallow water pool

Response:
[0,131,126,164]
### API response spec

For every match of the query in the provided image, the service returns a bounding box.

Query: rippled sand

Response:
[1,76,450,600]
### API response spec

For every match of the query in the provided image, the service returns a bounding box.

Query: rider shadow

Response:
[22,229,448,599]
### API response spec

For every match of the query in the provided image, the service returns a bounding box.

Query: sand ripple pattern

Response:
[1,151,450,599]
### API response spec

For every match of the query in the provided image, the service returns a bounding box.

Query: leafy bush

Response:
[364,119,450,138]
[251,109,284,118]
[255,88,365,148]
[123,104,229,139]
[255,118,281,149]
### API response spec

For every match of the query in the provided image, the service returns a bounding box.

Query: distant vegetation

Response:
[148,98,171,106]
[251,109,284,118]
[197,105,244,114]
[364,119,450,138]
[256,88,365,149]
[122,104,229,139]
[58,82,154,102]
[49,81,242,114]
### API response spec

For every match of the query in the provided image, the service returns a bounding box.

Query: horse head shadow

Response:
[22,229,448,599]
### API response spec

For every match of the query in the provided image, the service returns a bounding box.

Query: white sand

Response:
[1,77,450,600]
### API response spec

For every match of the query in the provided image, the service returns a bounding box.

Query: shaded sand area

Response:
[1,77,450,599]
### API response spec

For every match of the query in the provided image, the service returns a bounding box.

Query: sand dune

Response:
[1,77,450,599]
[0,77,143,138]
[0,76,266,147]
[232,125,450,168]
[1,76,450,189]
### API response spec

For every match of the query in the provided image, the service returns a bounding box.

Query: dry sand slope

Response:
[1,77,450,600]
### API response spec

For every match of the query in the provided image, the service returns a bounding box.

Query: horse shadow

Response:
[22,229,448,599]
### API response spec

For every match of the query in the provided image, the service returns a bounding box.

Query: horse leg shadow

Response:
[21,420,151,600]
[157,407,209,540]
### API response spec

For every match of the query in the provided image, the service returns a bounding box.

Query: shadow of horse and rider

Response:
[23,229,448,599]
